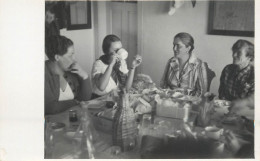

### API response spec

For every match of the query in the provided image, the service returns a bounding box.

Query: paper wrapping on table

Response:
[155,95,188,119]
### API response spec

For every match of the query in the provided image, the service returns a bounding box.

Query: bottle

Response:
[183,103,191,123]
[45,121,54,158]
[80,110,95,159]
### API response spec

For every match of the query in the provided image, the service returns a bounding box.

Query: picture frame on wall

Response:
[208,0,254,37]
[67,1,92,30]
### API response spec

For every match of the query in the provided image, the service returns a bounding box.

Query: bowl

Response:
[51,122,65,132]
[205,126,223,140]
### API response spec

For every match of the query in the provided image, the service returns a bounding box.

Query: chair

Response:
[204,62,216,92]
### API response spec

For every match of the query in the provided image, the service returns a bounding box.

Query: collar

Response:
[169,53,199,70]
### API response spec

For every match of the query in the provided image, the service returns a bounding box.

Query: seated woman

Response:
[45,35,89,115]
[160,32,208,96]
[91,35,142,99]
[219,39,254,101]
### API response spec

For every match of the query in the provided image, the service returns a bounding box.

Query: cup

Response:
[117,48,128,60]
[110,146,121,155]
[205,126,223,140]
[142,114,152,128]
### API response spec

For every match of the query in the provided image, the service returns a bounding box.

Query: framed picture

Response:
[67,1,92,30]
[208,0,254,37]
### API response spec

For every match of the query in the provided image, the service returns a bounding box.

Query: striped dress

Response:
[160,53,208,96]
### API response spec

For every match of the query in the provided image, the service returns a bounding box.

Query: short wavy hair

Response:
[45,35,73,61]
[232,39,254,61]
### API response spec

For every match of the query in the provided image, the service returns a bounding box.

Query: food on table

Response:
[142,94,153,102]
[155,95,189,119]
[171,91,183,98]
[135,97,152,114]
[131,74,156,93]
[213,99,231,107]
[213,105,229,116]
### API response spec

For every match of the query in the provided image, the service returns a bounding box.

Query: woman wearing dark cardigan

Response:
[45,35,89,115]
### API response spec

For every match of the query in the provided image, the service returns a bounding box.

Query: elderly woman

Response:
[91,34,142,99]
[160,32,208,96]
[219,40,254,119]
[45,35,89,115]
[219,39,254,101]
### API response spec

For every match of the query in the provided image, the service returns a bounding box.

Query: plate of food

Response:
[213,99,231,107]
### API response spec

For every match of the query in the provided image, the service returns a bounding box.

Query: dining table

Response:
[44,92,254,159]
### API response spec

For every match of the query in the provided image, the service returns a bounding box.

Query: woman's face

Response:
[173,38,191,57]
[56,45,76,71]
[232,46,251,69]
[45,11,55,24]
[108,41,123,55]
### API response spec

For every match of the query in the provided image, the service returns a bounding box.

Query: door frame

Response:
[93,1,144,73]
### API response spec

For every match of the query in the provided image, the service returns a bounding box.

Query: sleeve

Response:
[92,60,105,77]
[75,76,89,101]
[194,62,207,96]
[160,59,171,88]
[247,69,254,96]
[218,67,227,99]
[44,76,77,115]
[91,60,105,87]
[239,68,254,99]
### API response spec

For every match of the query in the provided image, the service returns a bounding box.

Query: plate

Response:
[51,122,65,132]
[86,101,107,109]
[221,115,238,124]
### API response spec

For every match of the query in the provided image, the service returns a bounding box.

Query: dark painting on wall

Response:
[208,0,254,37]
[67,1,92,30]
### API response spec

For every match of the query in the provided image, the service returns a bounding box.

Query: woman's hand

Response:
[110,54,120,66]
[70,62,88,80]
[229,99,248,113]
[131,55,142,69]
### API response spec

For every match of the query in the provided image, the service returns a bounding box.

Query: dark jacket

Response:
[45,61,88,115]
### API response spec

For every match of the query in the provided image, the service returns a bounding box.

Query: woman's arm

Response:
[77,78,89,101]
[95,63,114,91]
[45,100,78,115]
[125,67,136,91]
[125,55,142,91]
[93,54,119,91]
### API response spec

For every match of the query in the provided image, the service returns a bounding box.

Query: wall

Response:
[59,2,95,100]
[140,1,254,94]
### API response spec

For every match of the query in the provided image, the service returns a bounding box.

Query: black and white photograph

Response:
[43,0,255,159]
[0,0,258,160]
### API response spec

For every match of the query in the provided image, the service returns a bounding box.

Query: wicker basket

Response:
[112,90,138,152]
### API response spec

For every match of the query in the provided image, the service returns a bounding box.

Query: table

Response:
[45,104,141,159]
[44,98,253,159]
